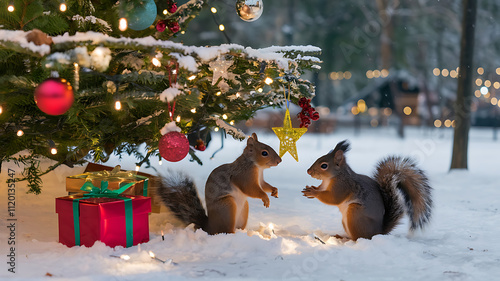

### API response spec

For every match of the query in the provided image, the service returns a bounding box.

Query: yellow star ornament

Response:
[272,108,307,161]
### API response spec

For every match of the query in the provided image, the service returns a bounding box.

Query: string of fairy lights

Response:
[328,66,500,128]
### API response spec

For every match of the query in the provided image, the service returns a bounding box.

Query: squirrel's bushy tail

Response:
[374,156,433,234]
[156,171,208,230]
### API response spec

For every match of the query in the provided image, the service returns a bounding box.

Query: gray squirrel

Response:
[156,133,282,234]
[303,140,433,240]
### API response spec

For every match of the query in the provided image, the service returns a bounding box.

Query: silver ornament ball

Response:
[236,0,264,22]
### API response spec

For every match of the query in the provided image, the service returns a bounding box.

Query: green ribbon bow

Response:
[72,181,136,247]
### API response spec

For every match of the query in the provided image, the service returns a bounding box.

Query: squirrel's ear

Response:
[251,133,258,141]
[333,150,345,167]
[247,135,255,146]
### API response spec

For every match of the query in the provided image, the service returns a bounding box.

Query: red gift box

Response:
[56,195,151,248]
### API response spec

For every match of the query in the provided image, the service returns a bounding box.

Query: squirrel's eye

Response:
[261,151,269,156]
[320,163,328,169]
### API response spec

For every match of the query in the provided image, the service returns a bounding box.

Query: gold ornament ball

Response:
[236,0,264,22]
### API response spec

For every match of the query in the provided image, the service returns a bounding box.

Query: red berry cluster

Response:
[156,20,180,33]
[156,1,179,34]
[298,98,319,128]
[195,139,206,151]
[167,0,178,13]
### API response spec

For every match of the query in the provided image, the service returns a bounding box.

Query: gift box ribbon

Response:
[69,169,149,197]
[72,181,135,247]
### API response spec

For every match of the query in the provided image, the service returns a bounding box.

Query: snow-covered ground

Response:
[1,126,499,280]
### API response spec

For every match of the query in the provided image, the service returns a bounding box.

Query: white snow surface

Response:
[1,127,499,280]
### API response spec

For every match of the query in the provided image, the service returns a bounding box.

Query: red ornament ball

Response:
[34,78,74,115]
[159,131,190,162]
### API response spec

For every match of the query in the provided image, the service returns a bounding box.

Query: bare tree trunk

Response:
[376,0,394,70]
[450,0,477,170]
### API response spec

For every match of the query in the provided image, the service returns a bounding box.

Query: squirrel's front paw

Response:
[262,196,270,208]
[271,187,278,198]
[302,186,318,198]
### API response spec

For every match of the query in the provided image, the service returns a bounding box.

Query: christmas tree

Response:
[0,0,320,194]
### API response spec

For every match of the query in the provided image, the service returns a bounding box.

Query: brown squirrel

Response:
[157,133,282,235]
[303,140,432,240]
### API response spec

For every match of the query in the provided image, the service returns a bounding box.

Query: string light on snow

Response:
[149,251,166,263]
[60,3,67,12]
[214,127,219,132]
[119,18,128,31]
[110,254,131,261]
[135,165,140,171]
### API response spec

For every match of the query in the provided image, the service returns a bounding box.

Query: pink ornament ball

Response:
[34,78,74,115]
[159,131,190,162]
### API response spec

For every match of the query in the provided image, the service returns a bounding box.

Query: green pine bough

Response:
[0,1,321,194]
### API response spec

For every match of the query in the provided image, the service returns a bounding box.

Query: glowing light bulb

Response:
[229,120,235,125]
[149,251,155,258]
[176,116,181,122]
[60,3,67,12]
[264,77,273,85]
[477,67,484,75]
[403,106,412,115]
[163,9,168,15]
[434,120,442,128]
[480,86,489,95]
[188,75,196,81]
[191,108,196,113]
[159,159,163,166]
[135,165,140,171]
[152,58,161,67]
[114,101,122,110]
[216,91,221,96]
[120,255,130,261]
[222,114,228,120]
[7,5,14,12]
[257,88,263,93]
[119,18,128,31]
[236,92,241,98]
[0,105,3,115]
[219,24,225,31]
[211,7,217,13]
[17,130,24,137]
[366,70,373,79]
[181,31,185,34]
[214,127,219,132]
[432,68,440,76]
[50,148,58,155]
[444,119,452,128]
